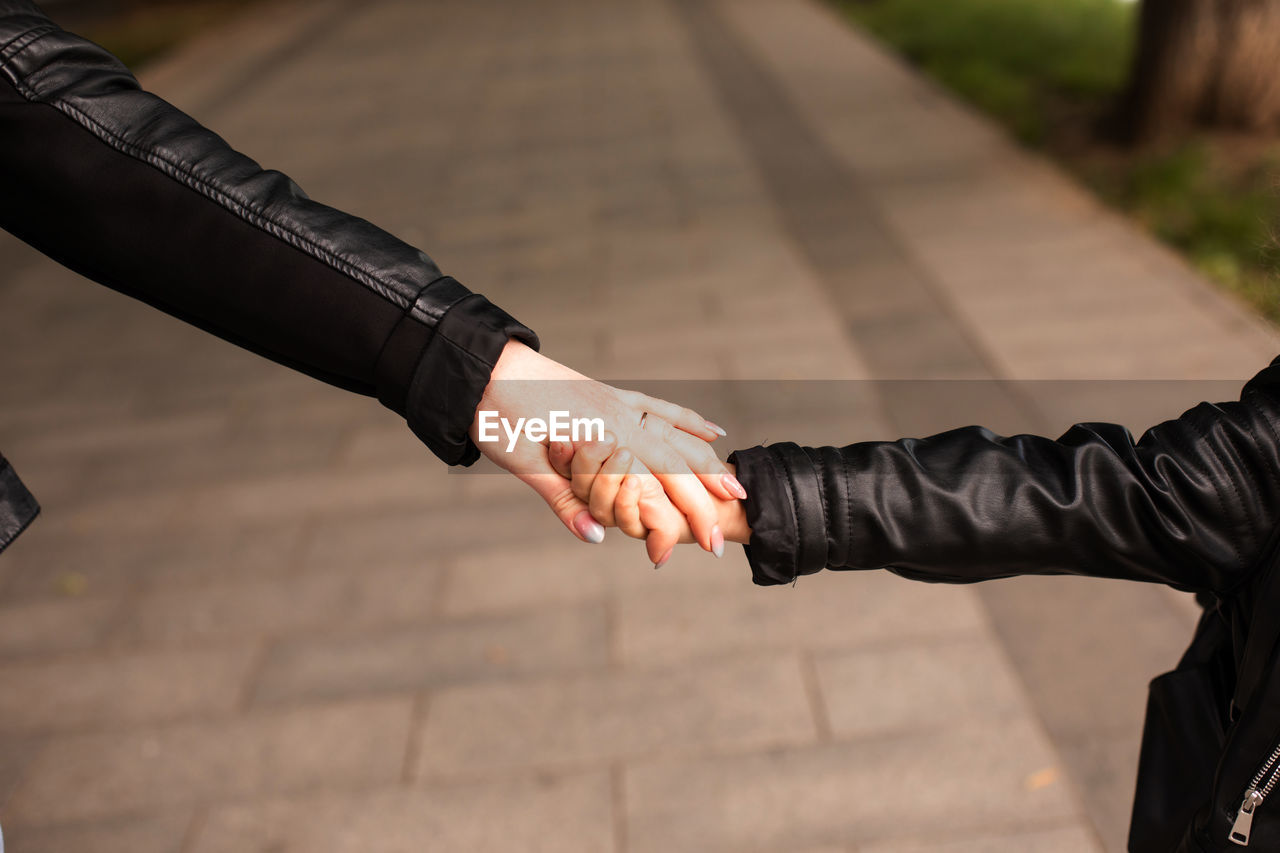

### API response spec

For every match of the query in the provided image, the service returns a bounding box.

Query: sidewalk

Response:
[0,1,1275,851]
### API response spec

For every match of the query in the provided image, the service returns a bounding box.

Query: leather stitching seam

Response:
[767,447,801,583]
[0,23,54,71]
[10,75,414,311]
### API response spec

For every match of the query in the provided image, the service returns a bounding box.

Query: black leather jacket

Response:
[731,358,1280,851]
[0,0,537,552]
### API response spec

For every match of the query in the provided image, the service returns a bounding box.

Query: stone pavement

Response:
[1,1,1277,851]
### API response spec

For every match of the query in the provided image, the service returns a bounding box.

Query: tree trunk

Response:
[1205,0,1280,129]
[1118,0,1280,143]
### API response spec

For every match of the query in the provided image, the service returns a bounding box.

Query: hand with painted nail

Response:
[556,440,751,567]
[469,340,739,550]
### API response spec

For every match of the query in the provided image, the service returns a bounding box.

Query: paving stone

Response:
[298,502,557,573]
[415,654,815,778]
[0,646,257,734]
[0,736,44,811]
[444,535,744,617]
[76,419,347,498]
[858,826,1104,853]
[814,636,1030,738]
[1,517,308,602]
[189,773,614,853]
[0,597,123,659]
[615,570,986,667]
[977,576,1188,743]
[145,522,310,591]
[0,524,161,602]
[176,461,462,530]
[335,419,429,469]
[113,562,442,647]
[6,699,411,824]
[7,408,228,462]
[1054,732,1144,853]
[444,542,615,616]
[0,813,193,853]
[624,718,1077,852]
[252,604,609,706]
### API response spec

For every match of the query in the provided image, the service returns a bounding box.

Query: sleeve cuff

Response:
[729,444,828,586]
[403,291,539,466]
[0,454,40,555]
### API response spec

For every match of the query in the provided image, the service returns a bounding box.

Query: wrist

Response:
[719,462,751,543]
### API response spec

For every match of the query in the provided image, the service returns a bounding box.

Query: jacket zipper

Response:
[1230,743,1280,845]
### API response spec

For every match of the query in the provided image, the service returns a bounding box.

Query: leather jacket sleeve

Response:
[729,359,1280,595]
[0,452,38,552]
[0,0,537,466]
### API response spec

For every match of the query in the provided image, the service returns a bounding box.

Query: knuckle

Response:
[655,449,683,475]
[639,476,665,499]
[548,487,579,517]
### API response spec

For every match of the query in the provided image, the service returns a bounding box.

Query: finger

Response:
[569,433,618,504]
[615,473,646,539]
[586,446,633,527]
[626,390,724,441]
[629,422,723,552]
[651,467,721,554]
[616,459,663,541]
[663,425,746,502]
[548,440,574,481]
[516,458,605,545]
[635,472,687,565]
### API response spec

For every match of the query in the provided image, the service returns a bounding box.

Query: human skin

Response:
[552,437,751,567]
[470,340,747,561]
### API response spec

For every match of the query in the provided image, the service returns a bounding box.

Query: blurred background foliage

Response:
[835,0,1280,324]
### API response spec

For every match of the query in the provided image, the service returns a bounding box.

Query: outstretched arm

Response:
[574,360,1280,591]
[0,2,737,546]
[0,0,523,467]
[729,361,1280,593]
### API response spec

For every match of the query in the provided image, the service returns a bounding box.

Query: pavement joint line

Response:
[610,763,629,853]
[399,693,431,786]
[235,637,276,714]
[176,805,205,853]
[799,650,834,742]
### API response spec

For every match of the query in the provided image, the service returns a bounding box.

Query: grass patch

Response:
[833,0,1280,324]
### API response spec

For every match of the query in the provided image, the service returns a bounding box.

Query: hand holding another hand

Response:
[470,340,746,557]
[551,437,751,567]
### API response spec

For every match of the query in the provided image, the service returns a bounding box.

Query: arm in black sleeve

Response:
[0,1,537,465]
[729,359,1280,595]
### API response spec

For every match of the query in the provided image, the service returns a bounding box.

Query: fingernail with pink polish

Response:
[711,524,725,558]
[574,510,605,544]
[654,547,674,569]
[721,472,747,500]
[705,420,727,437]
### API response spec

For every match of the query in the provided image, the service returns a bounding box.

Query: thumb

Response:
[517,457,606,544]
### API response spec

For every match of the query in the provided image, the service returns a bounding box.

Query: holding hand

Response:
[471,340,744,554]
[553,438,751,567]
